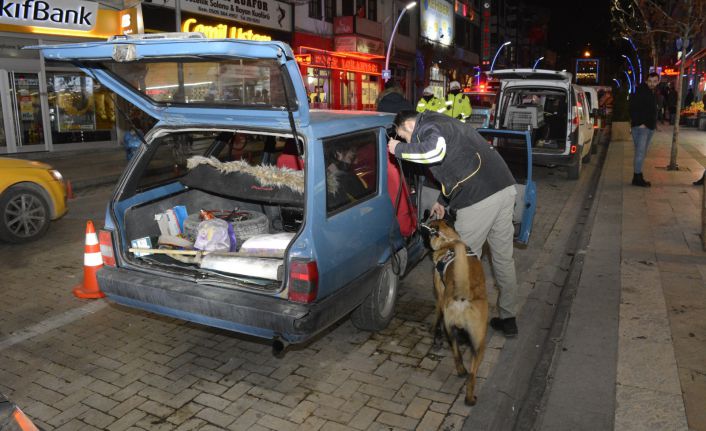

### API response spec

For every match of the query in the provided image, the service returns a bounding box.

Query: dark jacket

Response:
[394,112,515,210]
[377,89,413,114]
[629,82,658,130]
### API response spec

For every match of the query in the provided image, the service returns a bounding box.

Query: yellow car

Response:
[0,157,67,243]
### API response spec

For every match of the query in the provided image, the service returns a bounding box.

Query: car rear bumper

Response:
[532,151,576,167]
[96,265,378,344]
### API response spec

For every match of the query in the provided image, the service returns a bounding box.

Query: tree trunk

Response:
[669,33,689,170]
[703,180,706,251]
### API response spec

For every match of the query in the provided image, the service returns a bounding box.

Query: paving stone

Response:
[27,383,64,405]
[228,408,263,429]
[222,381,254,401]
[193,393,231,411]
[173,418,208,431]
[297,415,327,431]
[320,421,356,431]
[249,399,293,419]
[107,410,146,431]
[88,379,119,397]
[356,383,397,401]
[428,401,450,414]
[47,402,90,427]
[365,397,406,415]
[82,392,119,413]
[223,394,258,418]
[54,419,90,431]
[195,407,237,428]
[248,386,285,403]
[332,380,362,400]
[166,402,204,426]
[347,406,380,430]
[416,410,445,431]
[312,405,355,424]
[138,400,174,419]
[80,409,117,429]
[439,413,465,431]
[23,401,61,423]
[192,379,228,396]
[287,400,317,424]
[376,412,418,430]
[416,387,456,404]
[257,414,299,431]
[403,397,431,419]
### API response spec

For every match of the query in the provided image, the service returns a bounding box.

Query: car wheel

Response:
[0,186,51,243]
[568,150,582,180]
[351,261,399,331]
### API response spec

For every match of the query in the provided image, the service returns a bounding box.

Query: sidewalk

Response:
[539,127,706,430]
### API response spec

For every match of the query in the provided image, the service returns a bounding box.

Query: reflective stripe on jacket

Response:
[443,93,472,121]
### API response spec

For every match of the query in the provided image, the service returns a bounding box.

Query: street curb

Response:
[463,134,610,430]
[70,174,122,192]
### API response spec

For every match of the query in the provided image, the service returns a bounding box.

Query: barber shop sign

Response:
[0,0,98,31]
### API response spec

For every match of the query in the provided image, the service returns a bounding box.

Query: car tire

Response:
[183,210,269,243]
[351,261,399,331]
[0,186,51,243]
[568,150,582,180]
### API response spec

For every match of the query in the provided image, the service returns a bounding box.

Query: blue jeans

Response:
[631,126,655,174]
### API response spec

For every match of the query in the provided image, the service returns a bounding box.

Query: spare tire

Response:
[183,210,269,244]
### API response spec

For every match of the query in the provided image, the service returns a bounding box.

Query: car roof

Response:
[308,110,394,138]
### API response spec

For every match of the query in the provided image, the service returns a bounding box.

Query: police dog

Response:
[426,219,488,406]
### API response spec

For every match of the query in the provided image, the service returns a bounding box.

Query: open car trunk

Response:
[497,87,568,153]
[116,129,305,290]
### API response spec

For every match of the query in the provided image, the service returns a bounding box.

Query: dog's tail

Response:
[452,240,472,299]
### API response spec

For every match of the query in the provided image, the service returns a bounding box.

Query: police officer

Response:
[444,81,472,122]
[416,86,445,114]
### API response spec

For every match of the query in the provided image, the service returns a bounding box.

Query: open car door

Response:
[32,33,310,129]
[477,128,536,245]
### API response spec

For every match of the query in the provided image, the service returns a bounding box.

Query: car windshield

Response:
[103,58,294,109]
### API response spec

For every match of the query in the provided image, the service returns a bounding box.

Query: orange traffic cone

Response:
[73,220,106,299]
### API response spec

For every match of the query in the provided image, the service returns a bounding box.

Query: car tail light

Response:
[99,230,116,267]
[288,260,318,303]
[570,145,577,154]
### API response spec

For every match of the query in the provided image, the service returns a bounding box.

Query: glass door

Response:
[9,72,46,149]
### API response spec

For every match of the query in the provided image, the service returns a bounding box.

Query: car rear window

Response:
[103,59,296,109]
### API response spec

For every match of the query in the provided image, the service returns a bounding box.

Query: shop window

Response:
[10,72,45,147]
[340,72,358,110]
[361,74,380,111]
[305,68,330,109]
[47,72,114,144]
[323,131,378,214]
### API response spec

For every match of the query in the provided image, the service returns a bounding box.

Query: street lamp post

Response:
[383,1,417,83]
[532,56,544,70]
[623,36,642,84]
[622,54,637,93]
[490,41,511,73]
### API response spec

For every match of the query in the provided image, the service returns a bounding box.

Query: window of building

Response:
[325,0,336,21]
[305,67,330,109]
[361,74,380,111]
[354,0,376,20]
[309,0,322,20]
[342,0,354,15]
[367,0,377,21]
[324,130,378,214]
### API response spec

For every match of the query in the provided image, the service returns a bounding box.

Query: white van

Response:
[489,69,594,179]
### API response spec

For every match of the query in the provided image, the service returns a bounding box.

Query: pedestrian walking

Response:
[629,72,660,187]
[444,81,472,122]
[376,80,413,114]
[416,86,445,114]
[388,111,520,337]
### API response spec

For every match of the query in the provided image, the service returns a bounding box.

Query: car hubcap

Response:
[377,268,396,317]
[4,194,46,238]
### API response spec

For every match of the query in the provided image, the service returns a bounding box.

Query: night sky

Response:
[527,0,613,69]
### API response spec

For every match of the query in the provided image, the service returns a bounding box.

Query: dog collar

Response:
[435,247,477,279]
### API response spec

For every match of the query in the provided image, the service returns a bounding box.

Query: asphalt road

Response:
[0,158,599,431]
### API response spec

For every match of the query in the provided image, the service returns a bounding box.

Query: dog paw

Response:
[464,395,477,406]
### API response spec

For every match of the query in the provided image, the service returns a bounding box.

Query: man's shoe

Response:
[694,173,705,186]
[490,317,518,337]
[632,173,651,187]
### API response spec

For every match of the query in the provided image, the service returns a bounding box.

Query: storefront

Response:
[418,0,454,98]
[0,0,123,154]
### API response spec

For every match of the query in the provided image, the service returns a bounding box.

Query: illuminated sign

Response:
[0,0,98,31]
[119,5,143,35]
[163,0,291,32]
[182,18,271,40]
[295,53,381,75]
[576,58,599,84]
[0,8,120,38]
[421,0,454,46]
[481,1,490,61]
[661,67,679,76]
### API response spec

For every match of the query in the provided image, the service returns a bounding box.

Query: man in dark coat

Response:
[629,72,660,187]
[377,80,413,114]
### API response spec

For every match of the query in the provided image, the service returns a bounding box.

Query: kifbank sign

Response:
[0,0,99,31]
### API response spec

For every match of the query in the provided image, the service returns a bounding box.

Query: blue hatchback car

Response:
[37,34,535,353]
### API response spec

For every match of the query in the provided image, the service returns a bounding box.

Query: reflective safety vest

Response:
[416,96,446,114]
[444,93,472,121]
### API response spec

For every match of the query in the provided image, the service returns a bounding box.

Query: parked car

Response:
[36,34,535,353]
[0,157,67,243]
[0,392,39,431]
[489,69,594,179]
